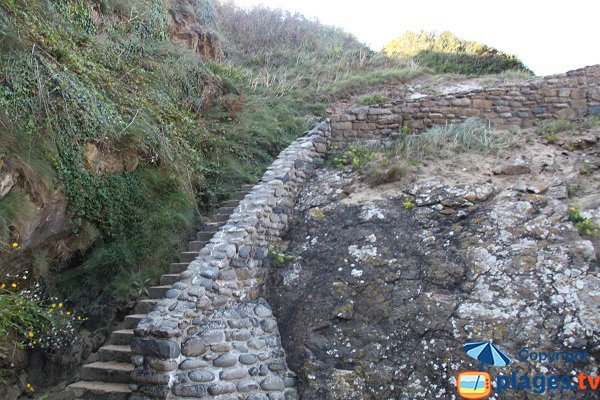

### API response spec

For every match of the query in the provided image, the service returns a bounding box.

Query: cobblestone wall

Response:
[130,122,330,399]
[331,65,600,145]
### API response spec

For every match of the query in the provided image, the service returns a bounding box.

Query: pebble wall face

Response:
[130,122,331,400]
[330,65,600,145]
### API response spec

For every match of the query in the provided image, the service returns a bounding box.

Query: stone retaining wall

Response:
[130,122,330,399]
[331,65,600,145]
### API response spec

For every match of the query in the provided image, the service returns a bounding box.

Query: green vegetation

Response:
[402,198,415,210]
[495,69,534,80]
[361,93,386,105]
[545,133,559,144]
[384,31,533,75]
[330,144,374,170]
[269,249,294,268]
[391,118,514,160]
[364,159,408,186]
[0,188,37,248]
[0,0,223,305]
[567,185,580,198]
[568,206,599,236]
[0,275,82,355]
[328,68,425,96]
[215,2,424,101]
[580,162,593,176]
[308,208,326,221]
[536,117,600,136]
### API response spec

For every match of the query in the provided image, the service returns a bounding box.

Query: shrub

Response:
[536,117,600,135]
[361,94,386,105]
[392,118,514,160]
[0,275,83,353]
[330,144,374,170]
[402,198,415,210]
[269,249,294,268]
[568,206,599,236]
[364,159,408,186]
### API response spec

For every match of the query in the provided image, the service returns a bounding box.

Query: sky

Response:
[232,0,599,76]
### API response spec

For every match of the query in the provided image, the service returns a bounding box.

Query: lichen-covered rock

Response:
[267,135,600,399]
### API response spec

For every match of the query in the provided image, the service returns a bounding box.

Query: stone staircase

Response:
[67,185,254,399]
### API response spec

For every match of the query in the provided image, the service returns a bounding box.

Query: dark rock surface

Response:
[266,143,600,399]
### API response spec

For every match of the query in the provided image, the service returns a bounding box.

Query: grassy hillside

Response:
[214,2,423,104]
[385,31,533,75]
[1,0,232,307]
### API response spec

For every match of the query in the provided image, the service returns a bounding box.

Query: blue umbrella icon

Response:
[463,341,511,368]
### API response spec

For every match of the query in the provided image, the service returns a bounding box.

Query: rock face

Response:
[83,142,139,175]
[266,129,600,399]
[0,156,16,198]
[168,1,224,60]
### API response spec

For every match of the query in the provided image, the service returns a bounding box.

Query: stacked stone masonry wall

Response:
[331,65,600,145]
[130,122,331,399]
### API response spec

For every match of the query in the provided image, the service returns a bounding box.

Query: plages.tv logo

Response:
[457,340,511,399]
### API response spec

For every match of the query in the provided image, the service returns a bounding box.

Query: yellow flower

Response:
[11,283,16,288]
[1,284,5,289]
[77,316,81,320]
[26,384,31,388]
[66,311,71,315]
[58,303,63,308]
[12,242,18,248]
[51,303,56,308]
[27,332,34,338]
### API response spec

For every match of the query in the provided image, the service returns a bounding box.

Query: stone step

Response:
[188,240,207,252]
[124,314,146,330]
[223,200,240,208]
[80,362,134,384]
[67,381,131,400]
[170,262,189,274]
[148,285,171,299]
[110,329,134,346]
[179,251,199,263]
[210,213,230,223]
[196,231,215,241]
[160,274,181,286]
[202,221,225,230]
[98,345,132,363]
[135,299,160,314]
[216,206,235,215]
[231,191,250,200]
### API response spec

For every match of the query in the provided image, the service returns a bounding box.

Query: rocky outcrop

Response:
[83,142,139,175]
[168,1,224,60]
[0,156,16,198]
[331,65,600,145]
[266,127,600,399]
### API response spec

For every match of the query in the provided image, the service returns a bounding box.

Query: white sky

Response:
[231,0,599,76]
